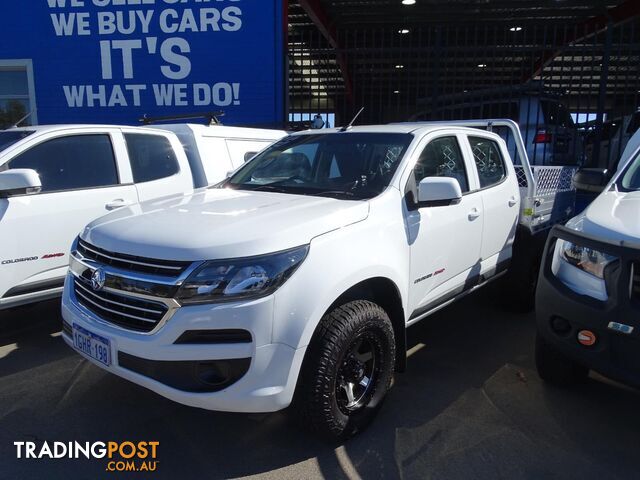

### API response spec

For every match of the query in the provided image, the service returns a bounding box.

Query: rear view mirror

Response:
[573,168,608,193]
[417,177,462,207]
[0,169,42,198]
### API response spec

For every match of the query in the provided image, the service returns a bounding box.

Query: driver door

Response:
[404,134,483,320]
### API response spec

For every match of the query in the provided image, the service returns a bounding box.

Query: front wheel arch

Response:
[321,277,406,372]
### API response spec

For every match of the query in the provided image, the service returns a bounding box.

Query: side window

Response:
[8,134,118,193]
[468,136,506,188]
[125,133,179,183]
[627,113,640,136]
[414,136,469,192]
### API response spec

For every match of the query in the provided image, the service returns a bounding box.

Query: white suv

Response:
[62,124,523,438]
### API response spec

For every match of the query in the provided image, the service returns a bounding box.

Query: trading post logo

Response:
[14,441,160,473]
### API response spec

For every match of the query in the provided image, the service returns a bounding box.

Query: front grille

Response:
[73,277,168,333]
[632,263,640,301]
[77,239,191,277]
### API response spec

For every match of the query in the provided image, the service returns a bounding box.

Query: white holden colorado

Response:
[0,124,285,310]
[61,121,574,439]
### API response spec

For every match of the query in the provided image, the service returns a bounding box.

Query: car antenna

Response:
[11,110,34,129]
[340,107,364,132]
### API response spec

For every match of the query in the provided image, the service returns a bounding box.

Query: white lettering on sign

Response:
[63,83,238,108]
[47,0,244,109]
[50,12,91,36]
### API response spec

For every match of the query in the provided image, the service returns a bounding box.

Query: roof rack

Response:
[139,111,225,126]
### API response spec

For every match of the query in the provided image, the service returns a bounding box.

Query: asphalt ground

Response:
[0,288,638,480]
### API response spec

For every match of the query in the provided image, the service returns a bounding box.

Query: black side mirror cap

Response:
[573,168,609,193]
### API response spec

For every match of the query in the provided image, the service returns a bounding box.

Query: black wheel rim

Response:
[336,332,379,414]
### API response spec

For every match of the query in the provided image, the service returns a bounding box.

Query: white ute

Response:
[535,129,640,388]
[61,120,575,439]
[0,124,285,310]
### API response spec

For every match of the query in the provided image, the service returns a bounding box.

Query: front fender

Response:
[271,214,410,350]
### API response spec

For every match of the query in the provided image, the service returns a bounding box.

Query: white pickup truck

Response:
[0,124,285,310]
[61,120,575,439]
[535,128,640,389]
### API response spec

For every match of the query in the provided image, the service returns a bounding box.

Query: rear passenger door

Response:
[465,135,519,268]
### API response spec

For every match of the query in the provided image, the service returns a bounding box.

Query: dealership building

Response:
[0,1,286,127]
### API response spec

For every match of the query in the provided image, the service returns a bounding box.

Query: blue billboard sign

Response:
[0,0,285,126]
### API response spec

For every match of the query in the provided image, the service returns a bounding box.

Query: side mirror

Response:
[417,177,462,207]
[226,170,235,179]
[573,168,608,193]
[0,169,42,198]
[244,152,258,162]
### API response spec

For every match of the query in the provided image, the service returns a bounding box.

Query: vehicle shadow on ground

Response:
[1,290,638,479]
[0,300,73,378]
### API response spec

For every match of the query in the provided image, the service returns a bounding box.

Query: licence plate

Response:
[72,324,112,367]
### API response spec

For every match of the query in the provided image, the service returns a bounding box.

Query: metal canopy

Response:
[288,0,640,140]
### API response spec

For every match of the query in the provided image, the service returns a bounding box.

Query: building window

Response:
[0,60,37,128]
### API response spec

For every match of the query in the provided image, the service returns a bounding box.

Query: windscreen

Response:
[0,130,34,151]
[225,132,414,199]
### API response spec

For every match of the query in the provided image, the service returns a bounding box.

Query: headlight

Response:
[176,245,309,305]
[559,240,617,279]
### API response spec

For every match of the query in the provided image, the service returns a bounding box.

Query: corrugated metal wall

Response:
[289,15,640,170]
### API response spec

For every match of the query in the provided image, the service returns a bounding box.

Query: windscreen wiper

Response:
[250,184,294,194]
[308,190,359,199]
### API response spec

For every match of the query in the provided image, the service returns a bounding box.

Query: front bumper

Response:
[536,225,640,388]
[61,274,306,413]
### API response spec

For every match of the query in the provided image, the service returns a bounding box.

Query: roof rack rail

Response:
[139,111,225,126]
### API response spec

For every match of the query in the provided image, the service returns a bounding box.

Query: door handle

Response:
[468,208,481,220]
[105,199,133,211]
[508,197,518,207]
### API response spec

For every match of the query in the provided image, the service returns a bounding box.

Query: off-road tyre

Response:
[292,300,395,441]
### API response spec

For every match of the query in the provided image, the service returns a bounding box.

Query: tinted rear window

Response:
[541,101,574,127]
[125,133,180,183]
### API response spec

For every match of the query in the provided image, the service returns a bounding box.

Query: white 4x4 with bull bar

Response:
[61,120,576,439]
